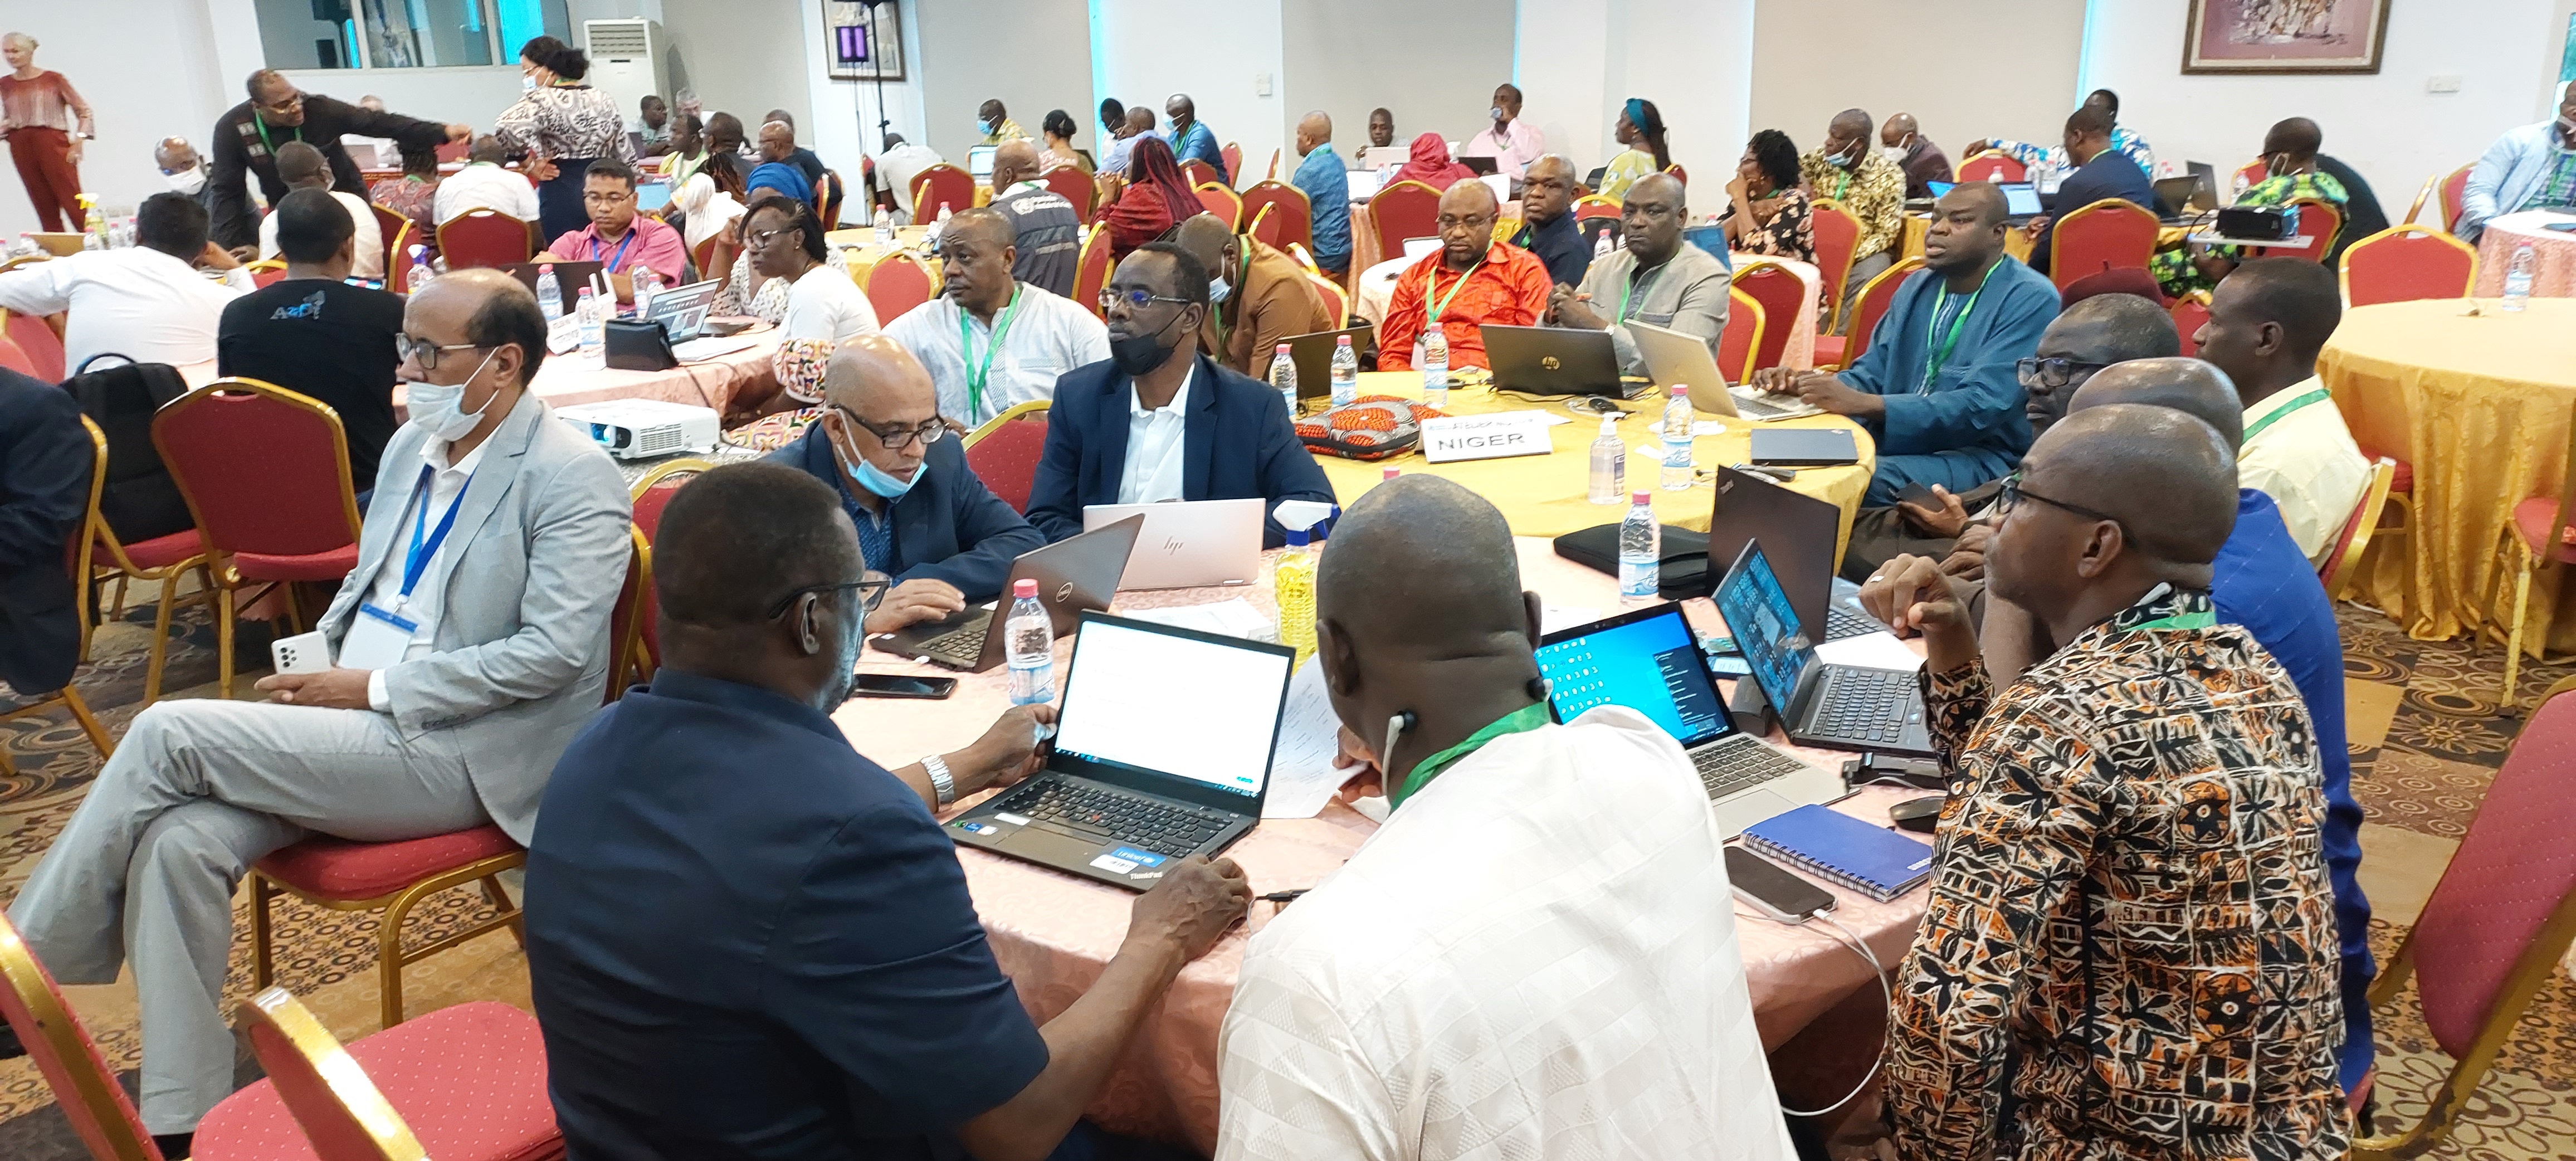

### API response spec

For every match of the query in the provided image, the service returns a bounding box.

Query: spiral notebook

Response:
[1739,803,1935,903]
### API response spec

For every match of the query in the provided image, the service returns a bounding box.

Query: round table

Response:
[2318,298,2576,651]
[832,538,1929,1153]
[2472,210,2576,298]
[1311,371,1875,553]
[1353,252,1822,372]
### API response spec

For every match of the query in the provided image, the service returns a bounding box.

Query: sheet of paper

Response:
[1263,658,1352,819]
[1120,598,1277,642]
[1815,630,1925,672]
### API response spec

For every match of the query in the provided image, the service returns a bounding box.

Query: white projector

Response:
[554,399,721,460]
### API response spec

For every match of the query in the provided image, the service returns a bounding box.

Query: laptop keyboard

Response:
[1826,602,1882,642]
[992,778,1234,860]
[1812,667,1922,746]
[1693,738,1808,801]
[914,615,992,665]
[1731,391,1802,420]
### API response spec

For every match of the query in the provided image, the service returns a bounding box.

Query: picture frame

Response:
[2182,0,2393,75]
[823,0,905,82]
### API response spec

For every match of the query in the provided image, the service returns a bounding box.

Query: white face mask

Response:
[403,348,501,441]
[164,165,207,195]
[521,72,537,92]
[1209,275,1230,305]
[1880,145,1909,164]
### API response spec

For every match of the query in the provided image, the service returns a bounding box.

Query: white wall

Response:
[1281,0,1513,179]
[0,0,232,231]
[1091,0,1288,186]
[915,0,1093,166]
[2082,0,2567,214]
[1518,0,1755,198]
[1752,0,2083,165]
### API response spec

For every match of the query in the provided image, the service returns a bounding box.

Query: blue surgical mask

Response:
[977,118,994,135]
[1209,275,1231,305]
[835,422,921,499]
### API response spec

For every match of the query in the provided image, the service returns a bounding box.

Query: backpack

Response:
[60,354,194,544]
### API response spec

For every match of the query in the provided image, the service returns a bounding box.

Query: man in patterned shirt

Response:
[1799,108,1908,321]
[1972,88,2159,184]
[2151,118,2348,297]
[1858,404,2348,1161]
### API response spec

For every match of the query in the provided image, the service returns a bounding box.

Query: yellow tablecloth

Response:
[2318,298,2576,653]
[1314,372,1876,555]
[823,224,940,291]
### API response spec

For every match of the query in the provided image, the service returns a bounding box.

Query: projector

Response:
[2215,204,2299,242]
[554,399,720,460]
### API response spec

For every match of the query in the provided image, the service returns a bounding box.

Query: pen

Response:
[1258,890,1308,904]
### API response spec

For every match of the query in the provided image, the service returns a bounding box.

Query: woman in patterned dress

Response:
[494,35,635,243]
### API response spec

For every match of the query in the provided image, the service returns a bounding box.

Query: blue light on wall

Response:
[496,0,545,60]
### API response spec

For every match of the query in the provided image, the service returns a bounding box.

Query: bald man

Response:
[256,140,384,281]
[985,138,1083,295]
[2151,116,2355,295]
[1290,109,1353,276]
[1460,82,1543,177]
[1164,92,1222,169]
[1877,111,1953,199]
[1861,404,2349,1161]
[1376,180,1552,372]
[1552,172,1728,378]
[1174,213,1334,377]
[1801,106,1909,313]
[884,207,1106,427]
[153,136,217,217]
[765,334,1043,628]
[1214,477,1797,1161]
[1511,153,1589,286]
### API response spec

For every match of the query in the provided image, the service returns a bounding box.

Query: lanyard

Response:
[960,285,1023,421]
[398,464,475,604]
[1212,247,1251,354]
[589,228,637,272]
[1617,258,1668,323]
[2127,609,2217,631]
[1833,166,1852,201]
[1426,255,1486,324]
[251,112,300,158]
[1390,702,1551,810]
[1919,260,1999,392]
[2243,386,2330,443]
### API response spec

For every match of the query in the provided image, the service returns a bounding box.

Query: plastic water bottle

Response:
[1421,326,1449,409]
[1618,492,1658,607]
[81,197,106,249]
[1661,385,1694,491]
[1004,578,1056,705]
[576,287,604,358]
[535,263,563,321]
[1588,415,1626,504]
[406,245,435,295]
[1593,231,1614,259]
[1274,527,1320,666]
[931,202,953,242]
[2503,245,2536,313]
[8,232,32,259]
[632,264,661,317]
[1329,334,1358,407]
[874,206,894,247]
[1269,342,1298,417]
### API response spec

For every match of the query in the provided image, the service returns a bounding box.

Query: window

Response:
[254,0,568,70]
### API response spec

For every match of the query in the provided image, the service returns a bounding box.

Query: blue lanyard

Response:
[590,228,637,272]
[399,465,475,602]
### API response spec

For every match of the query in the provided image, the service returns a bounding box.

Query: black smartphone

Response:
[1896,481,1940,509]
[846,673,958,700]
[1724,847,1835,922]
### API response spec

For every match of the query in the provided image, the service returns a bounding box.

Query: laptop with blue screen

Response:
[1715,541,1934,758]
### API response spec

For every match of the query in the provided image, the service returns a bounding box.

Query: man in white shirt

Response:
[869,131,945,221]
[431,135,541,228]
[1216,476,1794,1161]
[256,141,384,282]
[3,270,630,1155]
[0,191,250,372]
[889,207,1107,428]
[1458,83,1544,178]
[2194,257,2370,564]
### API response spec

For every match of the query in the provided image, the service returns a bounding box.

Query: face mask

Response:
[1208,275,1231,305]
[403,349,501,441]
[521,72,537,92]
[2558,114,2574,136]
[1832,143,1861,168]
[977,118,993,135]
[164,166,206,195]
[1880,145,1908,164]
[1109,310,1185,377]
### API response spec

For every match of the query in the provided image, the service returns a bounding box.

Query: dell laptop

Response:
[1715,540,1934,757]
[1480,325,1627,397]
[1704,466,1887,643]
[1535,603,1844,837]
[1084,497,1265,589]
[1280,324,1375,412]
[947,612,1295,889]
[1627,319,1819,421]
[874,515,1143,671]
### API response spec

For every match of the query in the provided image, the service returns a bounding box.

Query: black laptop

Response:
[1704,466,1888,644]
[1280,325,1375,411]
[501,260,605,300]
[1480,324,1628,397]
[872,516,1142,671]
[1715,540,1933,757]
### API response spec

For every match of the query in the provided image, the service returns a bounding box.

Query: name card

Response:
[1421,413,1552,464]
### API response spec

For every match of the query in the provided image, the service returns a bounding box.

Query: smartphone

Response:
[1896,481,1940,509]
[1724,847,1836,922]
[846,673,958,700]
[1709,655,1753,679]
[270,629,332,675]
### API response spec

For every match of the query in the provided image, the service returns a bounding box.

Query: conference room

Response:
[4,0,2576,1158]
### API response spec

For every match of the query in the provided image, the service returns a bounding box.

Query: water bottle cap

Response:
[1670,384,1688,397]
[1276,343,1292,352]
[1632,491,1651,505]
[1014,578,1038,597]
[1336,335,1352,345]
[538,263,553,272]
[1383,467,1401,480]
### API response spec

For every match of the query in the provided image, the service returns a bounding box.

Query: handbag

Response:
[604,318,678,372]
[1294,395,1446,462]
[58,354,193,544]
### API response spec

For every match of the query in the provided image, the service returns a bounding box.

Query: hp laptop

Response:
[875,515,1143,670]
[1704,466,1889,643]
[948,613,1295,889]
[1084,497,1265,589]
[1715,540,1934,757]
[1280,324,1375,411]
[1535,603,1843,837]
[1627,319,1819,421]
[1480,325,1626,397]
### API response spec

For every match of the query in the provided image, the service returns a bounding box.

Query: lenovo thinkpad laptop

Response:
[1715,541,1933,757]
[874,515,1143,670]
[1704,466,1889,643]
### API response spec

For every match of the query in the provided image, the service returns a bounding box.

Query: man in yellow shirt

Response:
[977,99,1028,144]
[2194,257,2369,565]
[1798,108,1907,323]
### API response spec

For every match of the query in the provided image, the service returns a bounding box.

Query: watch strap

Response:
[923,753,957,808]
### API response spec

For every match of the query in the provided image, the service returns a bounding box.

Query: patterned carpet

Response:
[5,594,2576,1155]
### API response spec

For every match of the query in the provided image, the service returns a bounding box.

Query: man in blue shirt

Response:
[525,461,1251,1159]
[1511,155,1591,288]
[1750,182,2060,505]
[2025,105,2155,278]
[1164,93,1223,170]
[767,335,1043,636]
[1290,110,1353,277]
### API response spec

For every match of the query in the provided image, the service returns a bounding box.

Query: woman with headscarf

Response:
[493,35,635,242]
[747,157,813,206]
[1389,131,1475,192]
[673,169,747,278]
[1598,98,1670,203]
[1102,135,1201,258]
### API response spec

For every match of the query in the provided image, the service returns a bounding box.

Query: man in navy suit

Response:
[0,366,92,697]
[768,335,1043,635]
[2026,105,2155,277]
[1026,242,1335,547]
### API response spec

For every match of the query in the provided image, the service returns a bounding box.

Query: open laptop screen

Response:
[1999,182,2044,217]
[968,145,997,182]
[1052,617,1292,801]
[1714,542,1817,717]
[1535,604,1734,748]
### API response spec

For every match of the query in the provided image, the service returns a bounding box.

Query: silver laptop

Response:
[1534,602,1845,838]
[641,279,721,342]
[1084,498,1265,589]
[1627,319,1821,421]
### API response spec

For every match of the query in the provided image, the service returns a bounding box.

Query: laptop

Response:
[1457,155,1500,177]
[875,515,1143,670]
[1704,466,1887,644]
[1280,324,1375,411]
[1715,540,1934,757]
[636,179,673,213]
[1627,319,1819,420]
[1357,145,1409,172]
[2155,174,2216,223]
[968,144,997,183]
[1084,497,1265,589]
[1681,225,1736,265]
[1996,182,2046,225]
[947,613,1295,889]
[1481,325,1626,397]
[1535,603,1844,837]
[641,279,721,342]
[502,260,604,299]
[1344,168,1388,201]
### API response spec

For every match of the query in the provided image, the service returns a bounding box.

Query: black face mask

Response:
[1109,308,1188,377]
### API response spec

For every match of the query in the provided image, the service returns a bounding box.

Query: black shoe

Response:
[154,1131,194,1158]
[0,1020,23,1060]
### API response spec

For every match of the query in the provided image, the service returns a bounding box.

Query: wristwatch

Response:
[923,753,957,808]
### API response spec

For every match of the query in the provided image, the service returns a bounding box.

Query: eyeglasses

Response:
[744,226,793,248]
[1436,213,1496,232]
[836,407,948,451]
[394,336,485,370]
[764,574,891,621]
[2014,357,2112,389]
[582,189,634,204]
[1098,287,1193,311]
[1997,471,2126,530]
[257,92,305,115]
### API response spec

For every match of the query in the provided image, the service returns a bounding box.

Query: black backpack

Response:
[60,353,194,545]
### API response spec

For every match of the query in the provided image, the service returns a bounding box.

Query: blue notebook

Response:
[1739,803,1935,903]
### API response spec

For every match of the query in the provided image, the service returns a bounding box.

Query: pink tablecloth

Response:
[2474,210,2576,297]
[1353,252,1821,372]
[178,320,783,419]
[832,538,1926,1152]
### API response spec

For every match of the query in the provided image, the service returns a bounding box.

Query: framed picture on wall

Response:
[2182,0,2392,74]
[824,0,905,81]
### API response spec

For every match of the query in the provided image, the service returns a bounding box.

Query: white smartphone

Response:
[270,630,333,676]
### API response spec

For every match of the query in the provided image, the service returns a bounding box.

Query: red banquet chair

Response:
[2046,198,2160,293]
[1812,256,1921,372]
[435,208,537,269]
[2169,290,2212,354]
[628,458,715,687]
[1042,164,1097,223]
[1247,203,1283,250]
[4,307,64,381]
[2437,163,2475,234]
[1368,179,1443,266]
[250,819,528,1030]
[1956,151,2026,183]
[1194,182,1243,230]
[1730,260,1806,372]
[0,333,34,377]
[1074,224,1113,321]
[1717,286,1765,384]
[1222,142,1244,187]
[863,251,936,324]
[1240,180,1313,252]
[1808,199,1863,331]
[152,378,363,700]
[2287,198,2341,264]
[963,402,1052,514]
[1180,158,1223,190]
[369,201,412,274]
[245,258,290,289]
[2340,225,2476,306]
[909,163,975,224]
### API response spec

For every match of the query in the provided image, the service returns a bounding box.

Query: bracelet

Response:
[923,753,956,808]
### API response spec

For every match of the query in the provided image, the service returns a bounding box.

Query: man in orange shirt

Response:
[1377,182,1551,372]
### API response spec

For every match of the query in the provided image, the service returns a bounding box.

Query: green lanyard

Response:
[1833,169,1852,200]
[1389,703,1551,811]
[1919,260,1999,392]
[1211,247,1251,356]
[2241,387,2330,443]
[2127,609,2217,632]
[251,112,300,158]
[1426,255,1486,324]
[960,285,1023,422]
[1617,258,1668,324]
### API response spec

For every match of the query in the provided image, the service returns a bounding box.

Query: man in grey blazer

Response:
[4,269,631,1150]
